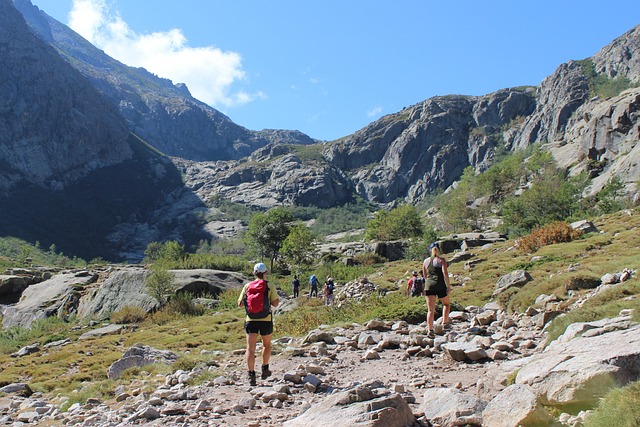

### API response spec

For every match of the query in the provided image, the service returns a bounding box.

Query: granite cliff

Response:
[0,0,208,261]
[3,0,640,261]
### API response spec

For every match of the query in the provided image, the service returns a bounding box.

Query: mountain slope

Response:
[13,0,316,162]
[0,0,208,261]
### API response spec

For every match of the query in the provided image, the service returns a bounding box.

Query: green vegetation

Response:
[583,380,640,427]
[145,266,177,305]
[244,207,295,270]
[288,144,325,162]
[0,237,90,270]
[365,204,423,240]
[431,146,631,237]
[280,222,318,275]
[578,58,639,99]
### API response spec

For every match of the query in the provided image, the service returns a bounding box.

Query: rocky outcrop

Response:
[325,90,536,204]
[283,384,415,427]
[5,267,248,327]
[1,271,98,329]
[510,316,640,408]
[0,0,131,192]
[174,144,354,209]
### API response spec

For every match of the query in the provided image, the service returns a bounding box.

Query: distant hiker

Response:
[406,270,424,297]
[292,275,300,298]
[422,242,451,339]
[324,275,335,306]
[237,262,280,386]
[309,274,319,298]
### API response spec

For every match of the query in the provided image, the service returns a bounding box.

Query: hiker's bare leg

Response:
[245,333,258,371]
[261,334,273,366]
[441,295,451,324]
[426,295,436,330]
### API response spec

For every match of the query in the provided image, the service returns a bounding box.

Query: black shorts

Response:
[424,283,448,299]
[244,320,273,335]
[425,289,448,298]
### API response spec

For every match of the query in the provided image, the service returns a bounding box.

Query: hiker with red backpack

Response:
[237,262,280,386]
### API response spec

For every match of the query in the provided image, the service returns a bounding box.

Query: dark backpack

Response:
[326,281,334,294]
[244,279,270,319]
[411,277,424,296]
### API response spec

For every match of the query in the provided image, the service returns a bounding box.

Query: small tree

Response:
[145,266,176,306]
[596,177,626,214]
[365,204,424,241]
[143,240,185,264]
[244,207,295,270]
[281,222,317,274]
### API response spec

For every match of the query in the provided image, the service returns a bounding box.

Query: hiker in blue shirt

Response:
[308,274,319,298]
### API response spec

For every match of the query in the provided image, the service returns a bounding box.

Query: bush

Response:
[516,221,581,253]
[584,380,640,427]
[352,253,387,266]
[365,205,423,240]
[145,267,177,305]
[164,293,206,317]
[111,306,147,324]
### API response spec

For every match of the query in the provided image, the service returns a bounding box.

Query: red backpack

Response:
[244,279,271,319]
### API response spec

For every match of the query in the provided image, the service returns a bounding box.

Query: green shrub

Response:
[584,380,640,427]
[164,293,206,317]
[145,267,177,305]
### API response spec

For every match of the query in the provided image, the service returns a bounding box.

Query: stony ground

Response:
[1,308,548,426]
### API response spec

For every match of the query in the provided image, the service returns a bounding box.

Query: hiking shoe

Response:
[248,371,257,386]
[427,330,436,339]
[261,364,272,380]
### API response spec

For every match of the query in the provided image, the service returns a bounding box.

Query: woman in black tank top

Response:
[422,242,451,338]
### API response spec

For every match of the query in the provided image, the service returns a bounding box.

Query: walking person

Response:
[237,262,280,386]
[323,275,335,306]
[292,275,300,298]
[308,274,319,298]
[405,270,424,297]
[422,242,451,339]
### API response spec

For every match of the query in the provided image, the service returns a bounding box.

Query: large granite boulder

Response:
[283,384,414,427]
[418,388,486,426]
[107,344,178,380]
[78,268,246,320]
[2,271,97,329]
[493,270,533,297]
[482,384,554,427]
[506,316,640,408]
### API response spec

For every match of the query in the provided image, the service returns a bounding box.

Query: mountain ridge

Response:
[3,0,639,260]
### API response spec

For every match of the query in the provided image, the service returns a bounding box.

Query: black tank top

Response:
[425,257,446,288]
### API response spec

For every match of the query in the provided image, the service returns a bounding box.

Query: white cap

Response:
[254,262,268,273]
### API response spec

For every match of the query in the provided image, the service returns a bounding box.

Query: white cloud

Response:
[67,0,260,108]
[367,106,383,117]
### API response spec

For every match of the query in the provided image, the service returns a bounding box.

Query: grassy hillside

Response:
[0,210,637,404]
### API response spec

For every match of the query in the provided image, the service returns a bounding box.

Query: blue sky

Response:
[29,0,640,141]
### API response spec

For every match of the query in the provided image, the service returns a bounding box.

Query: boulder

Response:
[418,388,486,426]
[283,385,414,427]
[493,270,533,296]
[482,384,553,427]
[442,342,488,362]
[512,319,640,407]
[77,268,156,320]
[77,267,246,320]
[170,269,246,295]
[570,220,598,234]
[107,344,178,380]
[2,271,97,329]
